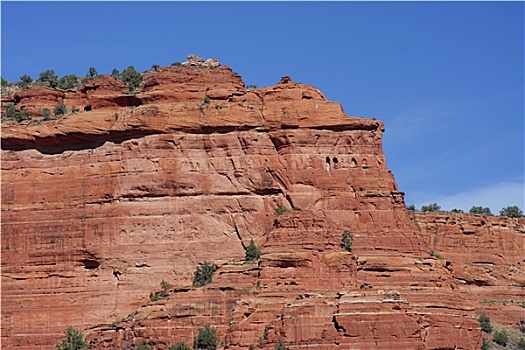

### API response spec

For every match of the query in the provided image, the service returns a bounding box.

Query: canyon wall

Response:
[2,59,522,349]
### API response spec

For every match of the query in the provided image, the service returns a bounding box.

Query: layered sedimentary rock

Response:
[2,57,519,349]
[413,212,525,326]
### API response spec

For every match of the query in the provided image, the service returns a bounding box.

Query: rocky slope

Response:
[1,56,522,349]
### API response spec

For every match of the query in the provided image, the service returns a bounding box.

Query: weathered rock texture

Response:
[2,58,522,349]
[413,212,525,326]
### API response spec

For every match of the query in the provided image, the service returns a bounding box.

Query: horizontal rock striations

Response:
[413,212,525,326]
[2,57,520,349]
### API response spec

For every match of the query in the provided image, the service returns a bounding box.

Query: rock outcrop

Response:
[413,212,525,326]
[1,57,522,349]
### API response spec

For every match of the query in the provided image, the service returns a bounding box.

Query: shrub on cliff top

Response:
[111,68,120,79]
[38,69,58,88]
[469,206,493,216]
[500,205,523,218]
[19,74,33,89]
[58,74,81,90]
[55,326,89,350]
[120,66,142,92]
[421,203,440,212]
[86,66,99,79]
[193,261,217,287]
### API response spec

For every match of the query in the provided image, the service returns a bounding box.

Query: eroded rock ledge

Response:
[2,62,382,151]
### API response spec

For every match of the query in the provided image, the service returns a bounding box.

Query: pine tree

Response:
[245,239,261,263]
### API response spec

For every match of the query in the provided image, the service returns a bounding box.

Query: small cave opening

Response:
[81,259,100,270]
[84,105,92,111]
[362,158,368,168]
[325,156,331,171]
[276,260,303,268]
[113,270,122,280]
[473,279,488,287]
[332,157,339,169]
[350,158,357,168]
[114,95,143,108]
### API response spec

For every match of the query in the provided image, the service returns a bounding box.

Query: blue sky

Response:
[2,1,523,213]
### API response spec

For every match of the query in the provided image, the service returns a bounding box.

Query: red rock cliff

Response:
[413,212,525,326]
[2,58,520,349]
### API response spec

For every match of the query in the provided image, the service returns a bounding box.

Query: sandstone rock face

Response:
[413,212,525,326]
[13,86,69,118]
[2,62,519,350]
